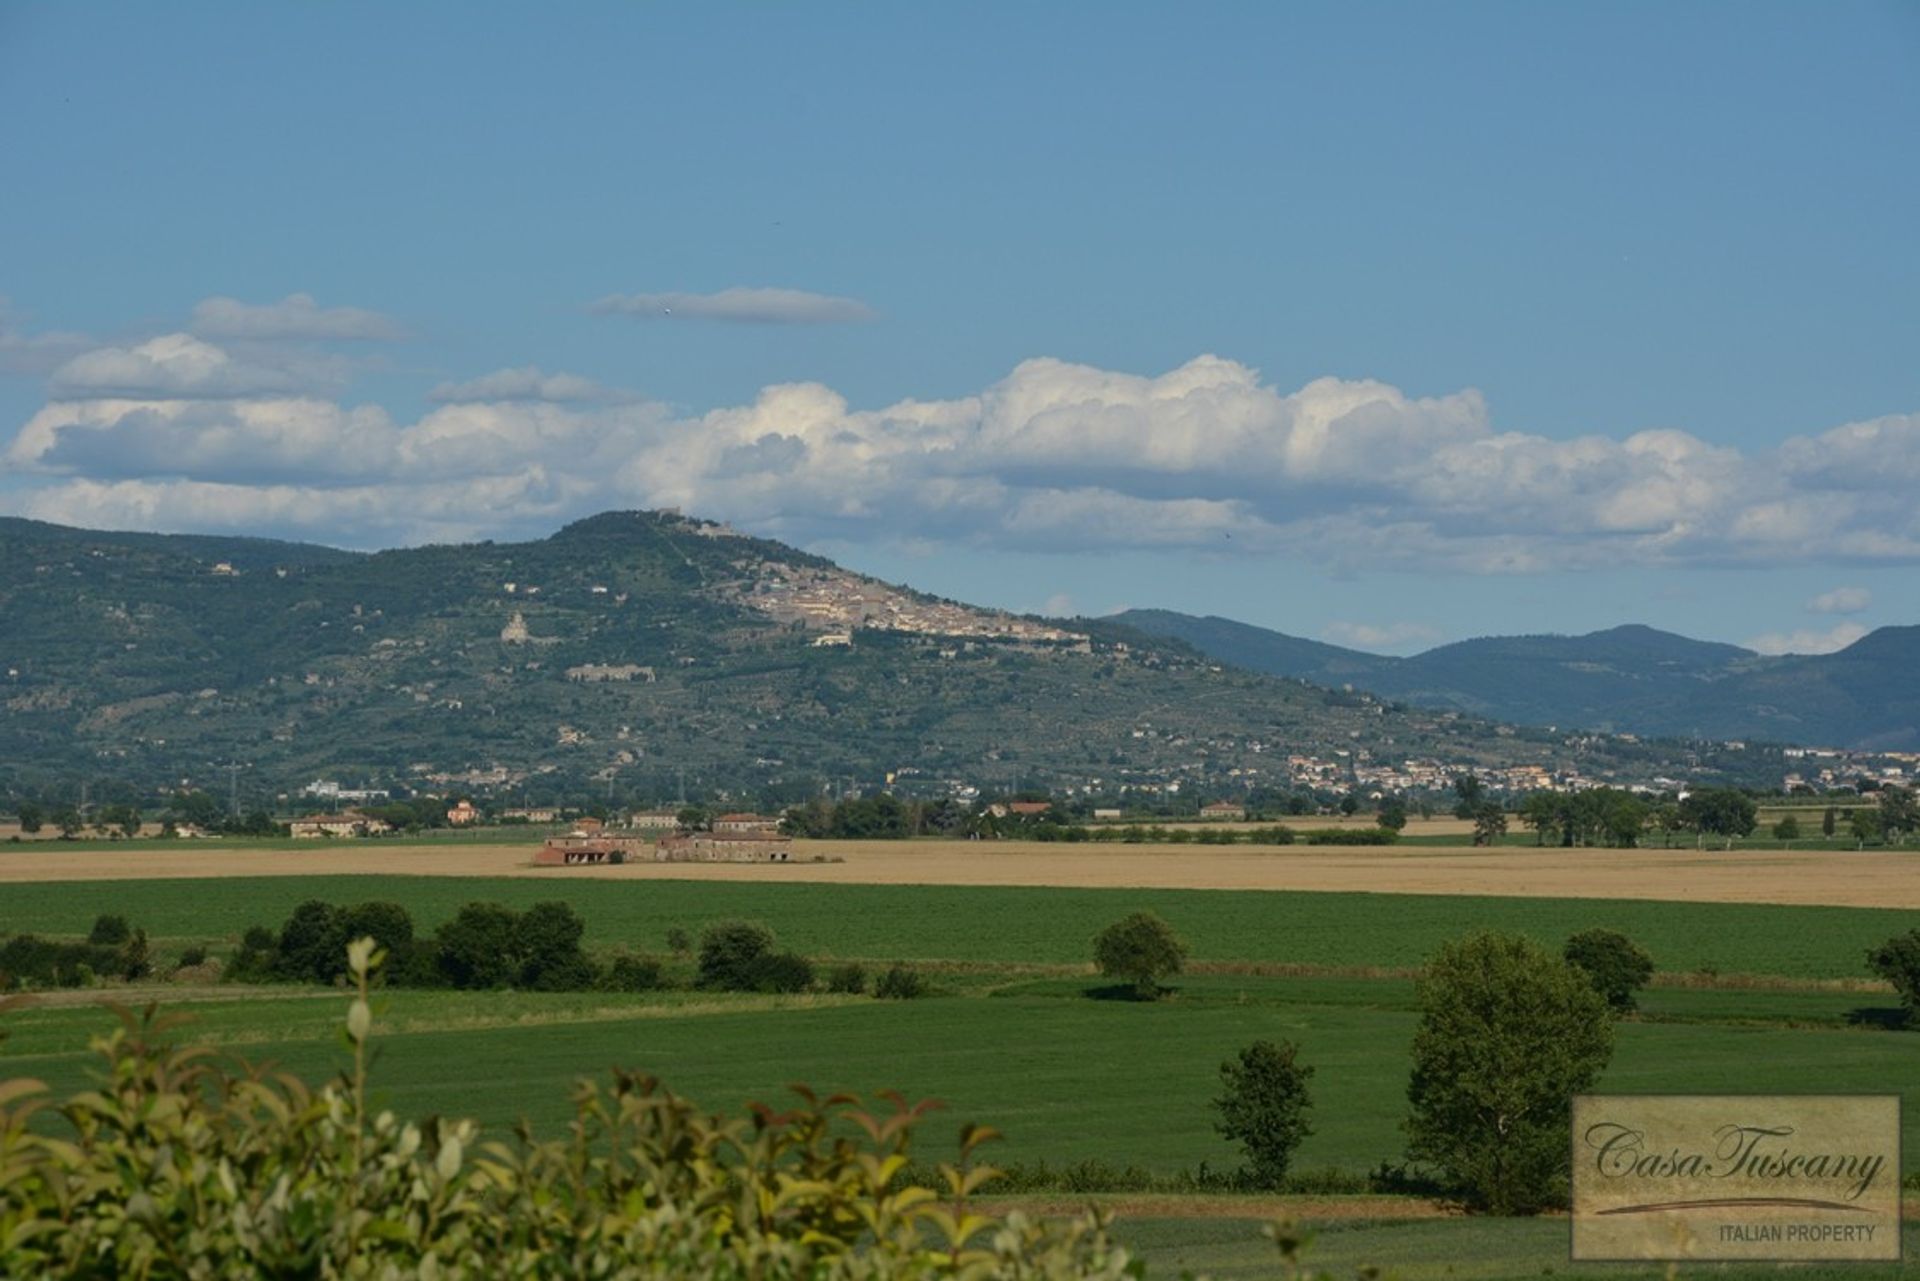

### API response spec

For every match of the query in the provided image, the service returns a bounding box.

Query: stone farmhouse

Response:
[654,831,794,863]
[1199,801,1247,821]
[289,812,392,838]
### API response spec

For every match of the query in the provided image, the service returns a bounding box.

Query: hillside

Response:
[0,511,1758,805]
[1112,610,1920,750]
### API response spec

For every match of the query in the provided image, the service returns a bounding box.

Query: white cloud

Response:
[190,293,404,341]
[0,298,92,376]
[1322,621,1443,652]
[46,333,341,400]
[590,287,876,324]
[8,344,1920,571]
[1806,585,1871,615]
[428,366,632,404]
[1743,622,1870,656]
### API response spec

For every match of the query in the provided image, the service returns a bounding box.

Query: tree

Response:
[1338,793,1360,817]
[1772,814,1801,842]
[1866,930,1920,1027]
[1376,799,1409,833]
[276,900,347,983]
[1676,788,1756,847]
[1822,806,1838,839]
[340,901,415,967]
[697,920,778,990]
[676,805,712,832]
[1213,1040,1315,1189]
[517,901,593,991]
[1563,929,1654,1012]
[1470,801,1507,847]
[1880,786,1917,845]
[1518,793,1560,846]
[435,902,523,989]
[172,790,224,828]
[1405,931,1614,1214]
[87,914,132,946]
[54,807,83,840]
[1092,911,1188,1000]
[15,801,44,834]
[1850,809,1883,848]
[1450,775,1485,820]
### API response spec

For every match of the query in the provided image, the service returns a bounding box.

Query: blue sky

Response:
[2,2,1916,655]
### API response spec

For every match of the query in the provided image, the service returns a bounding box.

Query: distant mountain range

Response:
[0,511,1769,802]
[1112,610,1920,750]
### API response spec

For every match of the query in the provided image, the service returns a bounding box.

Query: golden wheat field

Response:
[2,837,1915,909]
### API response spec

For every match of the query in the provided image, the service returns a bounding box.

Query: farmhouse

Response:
[446,799,479,826]
[654,831,794,863]
[712,812,781,834]
[533,819,648,866]
[289,812,392,838]
[1200,801,1246,821]
[503,806,559,823]
[628,809,681,831]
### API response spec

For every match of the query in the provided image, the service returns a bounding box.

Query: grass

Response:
[1,877,1909,980]
[8,973,1915,1180]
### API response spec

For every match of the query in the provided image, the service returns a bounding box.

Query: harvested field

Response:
[3,838,1916,908]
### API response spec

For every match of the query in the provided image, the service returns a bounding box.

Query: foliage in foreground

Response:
[0,943,1148,1279]
[1404,930,1614,1215]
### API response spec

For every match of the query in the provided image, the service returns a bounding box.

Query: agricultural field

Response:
[3,861,1916,1277]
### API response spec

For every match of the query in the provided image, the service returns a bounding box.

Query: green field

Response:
[4,875,1916,1279]
[0,875,1907,979]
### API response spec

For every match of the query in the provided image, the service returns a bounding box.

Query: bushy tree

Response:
[87,914,131,947]
[1092,911,1187,1000]
[826,962,868,994]
[518,901,593,991]
[1866,930,1920,1027]
[1405,930,1614,1214]
[14,800,44,834]
[435,902,523,989]
[340,902,414,959]
[1563,929,1654,1012]
[601,952,663,992]
[1677,788,1756,846]
[1880,786,1917,845]
[276,900,348,983]
[1772,814,1801,841]
[1377,799,1409,832]
[1213,1040,1314,1188]
[747,951,815,994]
[873,964,926,1000]
[697,920,778,990]
[1470,801,1508,847]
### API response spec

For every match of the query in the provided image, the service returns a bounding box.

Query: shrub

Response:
[1293,828,1399,846]
[601,952,664,992]
[1772,814,1801,841]
[826,961,869,994]
[873,964,926,1000]
[226,925,279,983]
[518,901,593,991]
[1563,929,1654,1012]
[696,920,778,990]
[1405,930,1614,1214]
[665,926,692,955]
[340,901,414,957]
[178,945,209,968]
[87,914,131,946]
[1866,930,1920,1027]
[1092,911,1187,999]
[275,900,347,983]
[0,944,1146,1279]
[1213,1039,1315,1189]
[435,902,524,989]
[748,952,815,994]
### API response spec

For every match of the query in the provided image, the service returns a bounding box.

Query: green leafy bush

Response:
[748,951,816,994]
[600,952,663,992]
[86,914,131,946]
[826,961,869,994]
[697,919,779,990]
[0,942,1147,1279]
[874,963,927,1000]
[1563,928,1654,1012]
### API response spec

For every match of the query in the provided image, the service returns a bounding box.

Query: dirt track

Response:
[2,839,1915,909]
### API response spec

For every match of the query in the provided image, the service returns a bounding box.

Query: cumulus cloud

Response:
[428,366,633,404]
[1743,622,1870,656]
[190,293,404,341]
[1806,585,1871,615]
[8,344,1920,567]
[590,287,877,324]
[1322,621,1443,652]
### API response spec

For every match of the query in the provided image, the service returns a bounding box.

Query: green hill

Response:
[0,511,1759,804]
